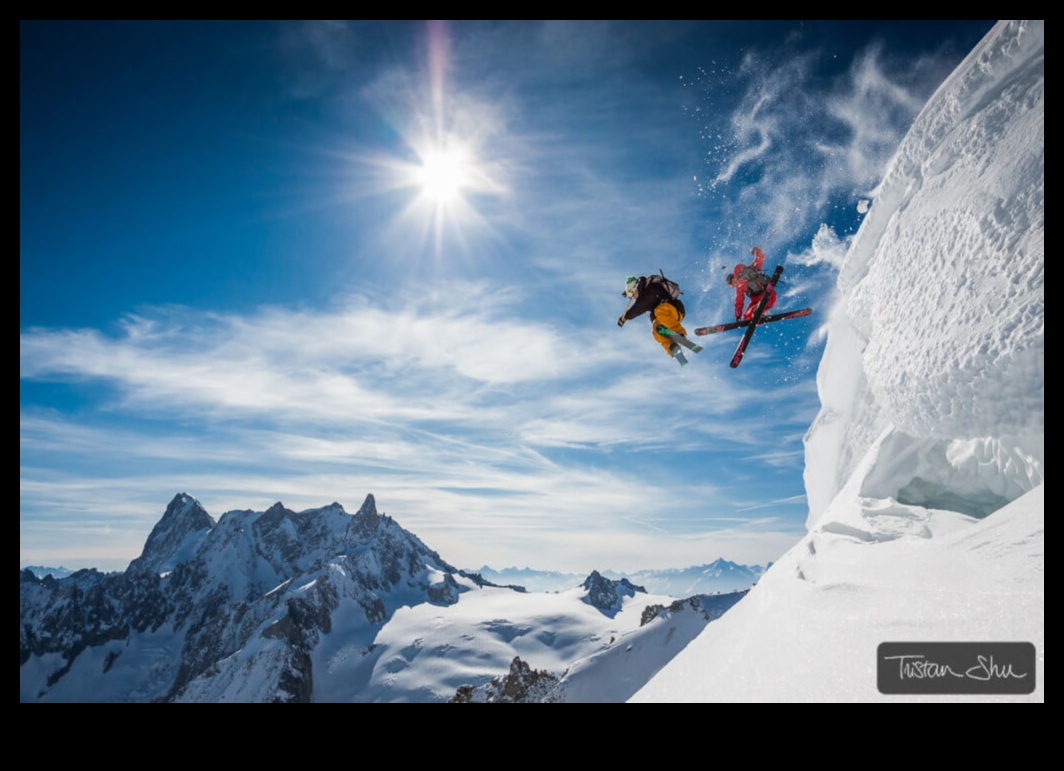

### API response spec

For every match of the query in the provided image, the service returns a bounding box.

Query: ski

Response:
[655,326,704,353]
[730,265,784,369]
[695,307,812,336]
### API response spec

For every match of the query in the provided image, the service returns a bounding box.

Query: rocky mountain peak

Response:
[350,493,380,537]
[582,570,646,612]
[127,493,214,576]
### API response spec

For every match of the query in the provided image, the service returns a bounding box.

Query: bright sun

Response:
[417,148,468,203]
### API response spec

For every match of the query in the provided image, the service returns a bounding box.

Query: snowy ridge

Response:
[633,20,1043,702]
[549,593,745,703]
[451,592,746,703]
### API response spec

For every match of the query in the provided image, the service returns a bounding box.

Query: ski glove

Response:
[617,316,626,327]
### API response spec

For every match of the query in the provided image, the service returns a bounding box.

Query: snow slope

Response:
[632,20,1043,703]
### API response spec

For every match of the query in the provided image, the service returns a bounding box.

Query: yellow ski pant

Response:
[651,303,686,356]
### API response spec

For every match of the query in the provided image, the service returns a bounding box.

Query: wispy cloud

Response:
[21,274,816,572]
[21,284,592,417]
[21,284,813,451]
[276,20,362,100]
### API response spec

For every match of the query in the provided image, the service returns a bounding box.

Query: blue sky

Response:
[20,20,996,573]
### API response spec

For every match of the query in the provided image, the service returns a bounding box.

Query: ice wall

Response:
[804,20,1044,527]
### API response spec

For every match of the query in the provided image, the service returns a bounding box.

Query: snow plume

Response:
[690,35,959,249]
[635,21,1043,703]
[710,51,808,188]
[824,43,932,193]
[789,224,849,271]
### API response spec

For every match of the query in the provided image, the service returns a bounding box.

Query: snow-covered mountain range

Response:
[20,493,738,702]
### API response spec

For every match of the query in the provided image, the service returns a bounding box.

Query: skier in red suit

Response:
[727,247,777,321]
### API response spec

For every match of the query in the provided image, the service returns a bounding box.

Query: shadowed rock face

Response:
[639,591,748,627]
[449,657,563,704]
[581,570,646,613]
[20,492,466,703]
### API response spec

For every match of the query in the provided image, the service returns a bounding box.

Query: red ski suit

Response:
[731,247,777,321]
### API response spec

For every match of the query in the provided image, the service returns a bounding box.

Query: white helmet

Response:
[623,276,639,298]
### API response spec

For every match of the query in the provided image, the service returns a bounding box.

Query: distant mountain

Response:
[22,565,74,580]
[607,559,765,596]
[475,559,765,596]
[472,565,583,592]
[21,493,741,702]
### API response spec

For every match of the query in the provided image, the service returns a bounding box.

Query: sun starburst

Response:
[416,147,468,204]
[339,22,512,266]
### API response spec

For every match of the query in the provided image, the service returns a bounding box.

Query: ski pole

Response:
[755,206,800,251]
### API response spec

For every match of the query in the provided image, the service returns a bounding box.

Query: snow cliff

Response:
[632,20,1044,702]
[804,19,1044,523]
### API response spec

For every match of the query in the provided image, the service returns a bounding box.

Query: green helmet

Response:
[623,276,639,298]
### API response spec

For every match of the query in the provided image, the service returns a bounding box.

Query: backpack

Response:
[646,271,682,301]
[737,266,771,296]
